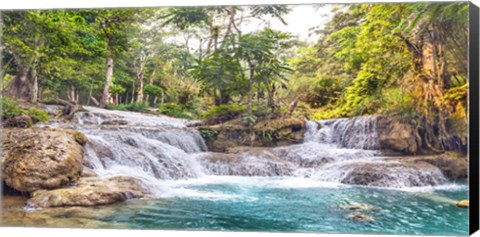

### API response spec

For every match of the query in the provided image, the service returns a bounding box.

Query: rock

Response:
[199,117,305,152]
[339,203,379,211]
[2,114,33,128]
[2,196,125,228]
[338,161,446,187]
[198,148,295,176]
[376,116,419,154]
[26,176,149,208]
[1,128,85,192]
[347,212,374,222]
[81,167,98,177]
[456,200,469,208]
[407,153,468,180]
[100,119,128,126]
[64,129,89,145]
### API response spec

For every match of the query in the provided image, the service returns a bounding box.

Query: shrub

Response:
[202,104,246,124]
[1,97,24,119]
[159,102,193,119]
[125,102,149,112]
[27,107,50,123]
[106,102,149,113]
[0,97,50,123]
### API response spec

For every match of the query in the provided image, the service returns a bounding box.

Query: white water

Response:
[40,107,463,198]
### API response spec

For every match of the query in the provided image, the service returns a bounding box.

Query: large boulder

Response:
[26,176,149,208]
[1,128,86,192]
[376,116,419,155]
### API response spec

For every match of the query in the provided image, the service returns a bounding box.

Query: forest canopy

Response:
[1,3,469,148]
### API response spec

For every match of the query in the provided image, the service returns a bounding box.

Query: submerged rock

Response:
[339,203,379,212]
[1,128,85,192]
[347,212,375,222]
[2,196,125,228]
[26,176,149,208]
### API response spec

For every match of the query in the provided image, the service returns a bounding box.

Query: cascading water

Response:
[41,106,455,191]
[41,106,208,195]
[295,117,449,188]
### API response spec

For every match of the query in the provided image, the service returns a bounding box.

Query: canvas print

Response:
[0,2,471,235]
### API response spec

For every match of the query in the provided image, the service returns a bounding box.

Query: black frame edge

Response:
[470,1,480,235]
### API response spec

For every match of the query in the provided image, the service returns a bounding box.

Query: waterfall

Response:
[292,117,449,188]
[41,107,208,194]
[42,107,451,191]
[304,116,380,149]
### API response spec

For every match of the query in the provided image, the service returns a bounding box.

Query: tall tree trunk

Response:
[30,58,39,103]
[130,80,135,104]
[100,55,114,107]
[136,55,146,103]
[247,67,255,114]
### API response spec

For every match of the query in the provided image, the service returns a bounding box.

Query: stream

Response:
[21,106,468,235]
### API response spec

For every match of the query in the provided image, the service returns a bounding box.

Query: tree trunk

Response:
[247,67,254,114]
[100,55,114,107]
[3,65,32,101]
[30,60,39,103]
[130,80,135,104]
[136,55,146,103]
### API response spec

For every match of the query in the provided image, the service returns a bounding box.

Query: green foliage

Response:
[109,84,126,95]
[202,104,246,123]
[27,107,51,123]
[159,102,193,119]
[241,113,258,126]
[198,128,219,141]
[0,98,50,123]
[144,84,163,97]
[106,102,149,112]
[1,97,24,119]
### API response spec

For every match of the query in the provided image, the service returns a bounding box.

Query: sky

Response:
[165,4,338,55]
[242,4,336,43]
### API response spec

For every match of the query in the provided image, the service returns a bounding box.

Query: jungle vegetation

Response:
[1,3,469,151]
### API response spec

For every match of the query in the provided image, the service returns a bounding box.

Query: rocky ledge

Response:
[198,117,305,152]
[26,176,150,208]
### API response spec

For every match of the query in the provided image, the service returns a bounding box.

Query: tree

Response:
[235,29,293,113]
[90,9,139,107]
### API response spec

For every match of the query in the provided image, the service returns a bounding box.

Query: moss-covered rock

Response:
[1,128,85,192]
[198,117,305,152]
[64,129,89,145]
